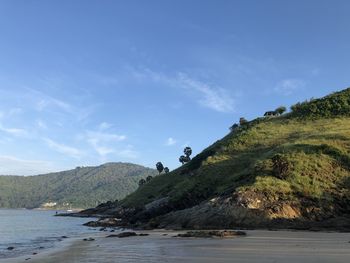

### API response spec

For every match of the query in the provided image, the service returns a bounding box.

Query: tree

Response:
[146,175,153,182]
[275,106,287,115]
[138,178,146,186]
[184,147,192,158]
[229,123,239,131]
[239,117,248,125]
[156,162,164,174]
[179,155,191,165]
[179,155,186,165]
[164,167,169,174]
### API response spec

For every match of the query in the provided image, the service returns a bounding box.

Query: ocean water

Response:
[0,209,97,259]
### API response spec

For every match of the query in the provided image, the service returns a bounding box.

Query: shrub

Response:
[272,154,291,179]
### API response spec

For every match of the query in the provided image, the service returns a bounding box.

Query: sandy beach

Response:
[2,230,350,263]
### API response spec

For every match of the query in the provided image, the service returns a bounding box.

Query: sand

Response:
[2,230,350,263]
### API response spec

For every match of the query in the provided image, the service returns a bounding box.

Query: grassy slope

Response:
[124,117,350,208]
[119,89,350,226]
[0,163,156,209]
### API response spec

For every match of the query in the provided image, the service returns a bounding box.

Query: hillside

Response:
[81,88,350,230]
[0,163,156,209]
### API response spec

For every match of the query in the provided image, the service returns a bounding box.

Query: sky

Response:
[0,0,350,175]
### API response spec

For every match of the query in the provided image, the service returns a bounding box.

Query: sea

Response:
[0,209,97,259]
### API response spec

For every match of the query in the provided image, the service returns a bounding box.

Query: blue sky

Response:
[0,0,350,175]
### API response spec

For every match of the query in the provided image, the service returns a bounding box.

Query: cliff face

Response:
[81,89,350,230]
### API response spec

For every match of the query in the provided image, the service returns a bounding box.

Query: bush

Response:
[290,88,350,118]
[239,117,248,125]
[272,154,291,179]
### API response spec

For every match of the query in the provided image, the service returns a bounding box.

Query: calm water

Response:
[0,209,96,259]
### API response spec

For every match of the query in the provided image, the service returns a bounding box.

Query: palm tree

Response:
[156,162,164,174]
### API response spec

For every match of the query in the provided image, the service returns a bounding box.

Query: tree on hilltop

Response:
[275,106,287,115]
[239,117,248,125]
[184,147,192,158]
[156,162,164,174]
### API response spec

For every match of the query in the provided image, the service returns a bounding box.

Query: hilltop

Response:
[0,163,156,209]
[81,88,350,230]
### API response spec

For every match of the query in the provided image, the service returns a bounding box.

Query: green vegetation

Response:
[0,163,156,209]
[179,147,192,165]
[264,106,287,117]
[290,87,350,118]
[156,162,164,174]
[119,88,350,223]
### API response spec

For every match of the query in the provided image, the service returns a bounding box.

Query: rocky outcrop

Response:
[84,218,121,227]
[106,232,137,238]
[177,230,246,238]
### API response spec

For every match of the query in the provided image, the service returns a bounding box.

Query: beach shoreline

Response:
[2,229,350,263]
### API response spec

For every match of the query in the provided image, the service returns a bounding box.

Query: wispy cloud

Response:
[0,124,28,137]
[82,125,139,159]
[36,98,71,112]
[98,122,113,131]
[0,155,55,176]
[85,130,126,157]
[177,73,235,112]
[44,138,83,159]
[127,67,235,113]
[165,137,177,146]
[25,87,95,122]
[36,119,47,129]
[274,79,305,95]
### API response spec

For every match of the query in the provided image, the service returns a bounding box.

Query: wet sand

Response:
[2,230,350,263]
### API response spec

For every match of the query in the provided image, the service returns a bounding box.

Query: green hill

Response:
[0,163,156,209]
[82,88,350,230]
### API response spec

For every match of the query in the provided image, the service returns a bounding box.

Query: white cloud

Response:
[94,146,115,156]
[44,138,83,159]
[165,137,177,146]
[275,79,305,95]
[177,73,235,113]
[36,119,47,129]
[26,88,94,122]
[0,124,28,137]
[127,68,235,113]
[86,131,126,145]
[98,122,112,131]
[82,128,138,159]
[85,130,126,157]
[0,155,55,176]
[36,98,71,112]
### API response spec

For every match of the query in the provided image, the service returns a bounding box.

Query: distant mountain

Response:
[0,162,157,209]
